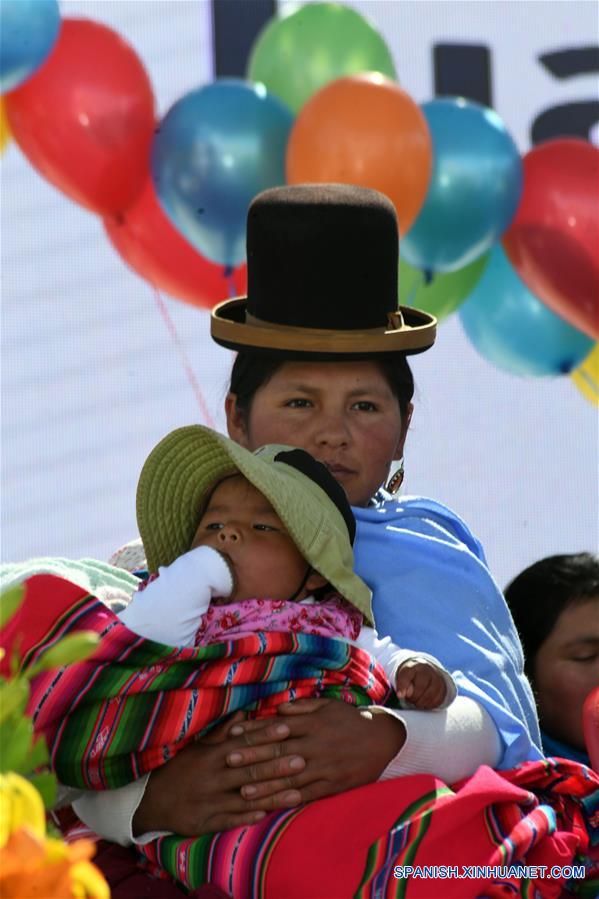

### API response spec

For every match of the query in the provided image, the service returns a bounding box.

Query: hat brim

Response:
[211,297,436,359]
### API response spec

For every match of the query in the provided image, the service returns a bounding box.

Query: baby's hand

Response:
[395,658,447,709]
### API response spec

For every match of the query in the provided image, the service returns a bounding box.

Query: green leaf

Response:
[10,635,24,677]
[0,676,29,724]
[27,733,50,771]
[28,771,57,810]
[27,632,100,677]
[0,583,24,628]
[0,714,33,772]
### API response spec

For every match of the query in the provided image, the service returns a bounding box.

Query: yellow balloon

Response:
[0,96,11,155]
[571,342,599,406]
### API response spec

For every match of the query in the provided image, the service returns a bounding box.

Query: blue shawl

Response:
[353,496,543,770]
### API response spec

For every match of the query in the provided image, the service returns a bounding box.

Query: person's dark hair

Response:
[504,553,599,677]
[229,352,414,425]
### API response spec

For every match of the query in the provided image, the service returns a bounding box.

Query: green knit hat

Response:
[136,426,373,623]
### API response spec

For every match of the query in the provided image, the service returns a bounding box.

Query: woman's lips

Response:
[324,463,355,477]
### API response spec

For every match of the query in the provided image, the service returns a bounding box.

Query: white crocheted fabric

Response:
[108,538,147,574]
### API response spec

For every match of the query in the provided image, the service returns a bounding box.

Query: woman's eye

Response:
[284,398,312,409]
[352,401,377,412]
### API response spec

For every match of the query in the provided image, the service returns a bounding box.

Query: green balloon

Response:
[399,253,491,321]
[247,3,397,114]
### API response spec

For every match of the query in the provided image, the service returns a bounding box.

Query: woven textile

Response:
[139,760,599,898]
[2,574,598,898]
[3,575,391,791]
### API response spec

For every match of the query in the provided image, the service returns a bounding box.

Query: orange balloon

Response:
[286,74,432,235]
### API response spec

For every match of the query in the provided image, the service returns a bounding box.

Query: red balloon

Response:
[5,19,155,215]
[104,177,247,308]
[503,139,599,339]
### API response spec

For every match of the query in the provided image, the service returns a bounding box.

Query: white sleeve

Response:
[72,775,170,846]
[118,545,234,647]
[374,696,502,784]
[354,626,457,709]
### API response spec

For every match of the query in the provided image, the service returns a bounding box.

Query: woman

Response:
[505,552,599,766]
[76,185,540,847]
[17,186,596,897]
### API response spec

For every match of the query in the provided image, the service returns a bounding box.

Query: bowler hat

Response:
[211,184,436,359]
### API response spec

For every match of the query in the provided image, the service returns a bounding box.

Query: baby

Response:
[120,425,456,711]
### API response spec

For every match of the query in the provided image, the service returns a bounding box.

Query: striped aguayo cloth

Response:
[4,575,392,790]
[3,574,599,898]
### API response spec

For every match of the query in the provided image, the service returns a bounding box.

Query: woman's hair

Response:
[228,352,415,425]
[504,552,599,677]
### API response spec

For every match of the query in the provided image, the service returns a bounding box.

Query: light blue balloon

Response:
[459,245,594,376]
[402,98,522,274]
[152,80,293,267]
[0,0,61,93]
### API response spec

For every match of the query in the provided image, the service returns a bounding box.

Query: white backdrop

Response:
[1,1,597,589]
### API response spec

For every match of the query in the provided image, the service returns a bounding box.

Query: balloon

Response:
[401,98,522,273]
[0,96,10,154]
[571,343,599,406]
[152,80,293,268]
[503,139,599,340]
[286,74,432,235]
[459,246,594,377]
[104,177,247,309]
[5,19,155,215]
[248,2,396,114]
[399,253,490,321]
[0,0,60,93]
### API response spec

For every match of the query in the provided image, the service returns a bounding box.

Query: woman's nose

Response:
[314,413,350,447]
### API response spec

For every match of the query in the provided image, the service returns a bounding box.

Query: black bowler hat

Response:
[210,184,436,359]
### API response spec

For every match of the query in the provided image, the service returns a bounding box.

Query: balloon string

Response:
[151,287,215,428]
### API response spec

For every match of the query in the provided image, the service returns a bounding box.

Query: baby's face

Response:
[191,475,314,603]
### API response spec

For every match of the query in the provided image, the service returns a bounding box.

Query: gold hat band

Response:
[211,299,437,354]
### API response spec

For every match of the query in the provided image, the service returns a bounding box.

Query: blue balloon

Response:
[459,246,594,376]
[0,0,61,93]
[152,80,293,267]
[402,98,522,274]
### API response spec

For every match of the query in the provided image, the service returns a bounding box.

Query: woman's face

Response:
[225,361,410,507]
[533,597,599,750]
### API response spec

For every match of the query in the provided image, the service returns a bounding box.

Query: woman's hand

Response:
[227,698,406,805]
[133,700,405,837]
[132,712,305,837]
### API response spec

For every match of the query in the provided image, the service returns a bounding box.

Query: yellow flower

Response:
[0,828,109,898]
[0,773,109,897]
[0,772,46,847]
[70,859,111,899]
